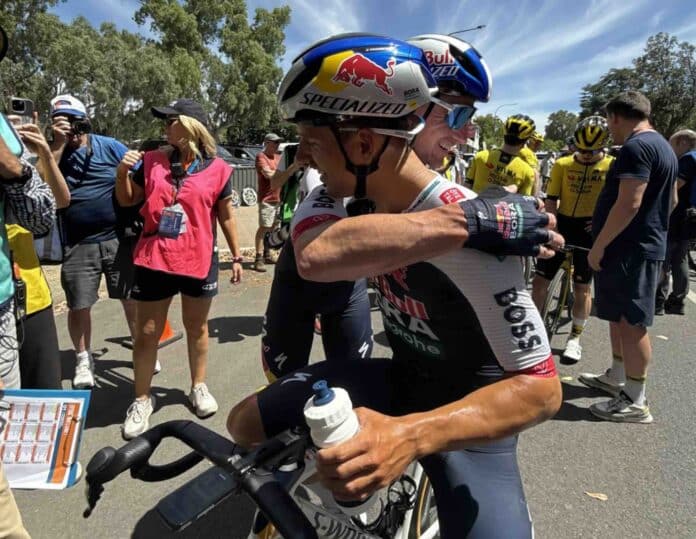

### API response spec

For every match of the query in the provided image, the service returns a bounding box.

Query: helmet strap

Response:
[409,103,435,148]
[330,125,389,216]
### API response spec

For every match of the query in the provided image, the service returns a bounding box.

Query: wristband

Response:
[232,256,244,264]
[3,164,32,185]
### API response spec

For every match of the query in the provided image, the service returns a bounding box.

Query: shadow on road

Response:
[208,316,263,344]
[552,382,603,422]
[59,350,189,429]
[132,489,256,538]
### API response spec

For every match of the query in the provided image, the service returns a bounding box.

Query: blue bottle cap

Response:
[312,380,335,406]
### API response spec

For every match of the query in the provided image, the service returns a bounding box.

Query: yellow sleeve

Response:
[546,161,563,198]
[466,153,477,181]
[518,169,535,196]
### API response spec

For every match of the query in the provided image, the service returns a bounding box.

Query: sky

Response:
[51,0,696,130]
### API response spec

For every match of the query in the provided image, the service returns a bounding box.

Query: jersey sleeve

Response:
[546,160,563,199]
[290,185,347,243]
[615,140,651,181]
[466,151,482,182]
[518,166,535,196]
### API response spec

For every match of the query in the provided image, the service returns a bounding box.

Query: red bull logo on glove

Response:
[333,53,395,95]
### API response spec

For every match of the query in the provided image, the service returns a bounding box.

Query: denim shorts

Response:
[594,251,661,327]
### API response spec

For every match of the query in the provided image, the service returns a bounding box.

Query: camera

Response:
[8,97,34,125]
[264,223,290,250]
[70,118,91,136]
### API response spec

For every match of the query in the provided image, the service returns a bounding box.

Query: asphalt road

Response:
[12,263,696,538]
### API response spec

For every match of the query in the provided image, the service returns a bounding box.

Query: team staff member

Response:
[532,116,613,362]
[116,99,243,440]
[467,114,537,195]
[581,91,678,423]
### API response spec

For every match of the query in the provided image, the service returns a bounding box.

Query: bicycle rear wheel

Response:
[407,470,439,539]
[542,269,569,336]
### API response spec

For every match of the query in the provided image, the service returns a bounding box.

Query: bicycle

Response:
[540,244,588,336]
[83,419,439,538]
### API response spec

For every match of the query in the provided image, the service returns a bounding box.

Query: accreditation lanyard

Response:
[158,158,199,239]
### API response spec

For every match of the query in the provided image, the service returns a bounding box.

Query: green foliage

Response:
[544,110,578,144]
[0,0,291,144]
[473,114,503,149]
[580,33,696,137]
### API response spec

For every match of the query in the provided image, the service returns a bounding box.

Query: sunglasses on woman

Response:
[165,117,179,126]
[430,96,477,130]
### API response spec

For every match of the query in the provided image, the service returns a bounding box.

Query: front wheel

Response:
[407,468,439,539]
[541,269,569,336]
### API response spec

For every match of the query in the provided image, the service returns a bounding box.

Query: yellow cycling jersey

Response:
[466,149,535,195]
[546,154,614,218]
[518,146,538,170]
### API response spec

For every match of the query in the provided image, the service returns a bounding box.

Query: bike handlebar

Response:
[84,420,317,539]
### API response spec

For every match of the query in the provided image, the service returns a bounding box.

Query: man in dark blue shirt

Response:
[656,130,696,315]
[50,95,136,389]
[580,91,678,424]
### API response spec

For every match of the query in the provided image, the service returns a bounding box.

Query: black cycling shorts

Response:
[535,214,593,284]
[261,242,373,380]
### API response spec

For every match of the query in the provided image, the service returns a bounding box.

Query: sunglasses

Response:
[430,96,477,129]
[578,149,601,156]
[165,117,179,126]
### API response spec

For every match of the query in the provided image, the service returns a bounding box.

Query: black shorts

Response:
[112,235,138,300]
[535,214,593,284]
[131,252,219,301]
[594,251,660,327]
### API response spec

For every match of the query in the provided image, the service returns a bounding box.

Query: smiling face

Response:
[411,94,476,168]
[296,124,358,198]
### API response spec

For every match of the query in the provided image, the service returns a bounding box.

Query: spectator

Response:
[656,129,696,315]
[115,99,243,440]
[581,91,678,423]
[49,95,137,389]
[7,119,71,389]
[253,133,283,272]
[540,151,556,190]
[0,24,39,537]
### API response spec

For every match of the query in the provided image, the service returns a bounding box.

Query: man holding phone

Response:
[49,94,136,389]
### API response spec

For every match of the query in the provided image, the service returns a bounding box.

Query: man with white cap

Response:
[49,94,136,389]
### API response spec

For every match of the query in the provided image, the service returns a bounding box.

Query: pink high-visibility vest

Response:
[133,150,231,279]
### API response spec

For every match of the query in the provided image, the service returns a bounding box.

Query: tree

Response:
[580,33,696,136]
[544,110,578,144]
[473,114,503,149]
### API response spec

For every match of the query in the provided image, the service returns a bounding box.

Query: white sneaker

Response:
[189,383,218,418]
[590,391,653,424]
[122,395,155,440]
[73,356,95,389]
[578,370,624,397]
[562,337,582,362]
[154,359,162,374]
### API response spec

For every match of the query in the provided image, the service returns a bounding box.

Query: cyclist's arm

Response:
[294,204,469,282]
[316,370,561,499]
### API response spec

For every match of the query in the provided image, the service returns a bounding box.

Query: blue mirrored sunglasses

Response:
[430,96,477,129]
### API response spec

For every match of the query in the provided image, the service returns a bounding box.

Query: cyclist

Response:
[466,114,537,195]
[520,131,542,170]
[228,34,562,539]
[531,116,613,362]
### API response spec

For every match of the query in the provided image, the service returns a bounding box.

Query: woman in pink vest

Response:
[115,99,244,440]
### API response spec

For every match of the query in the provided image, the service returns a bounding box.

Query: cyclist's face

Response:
[297,124,356,197]
[413,94,476,168]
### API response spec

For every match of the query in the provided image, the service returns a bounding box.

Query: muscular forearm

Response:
[295,204,469,282]
[594,203,639,250]
[401,375,561,457]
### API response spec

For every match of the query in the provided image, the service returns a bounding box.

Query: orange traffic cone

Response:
[158,319,183,349]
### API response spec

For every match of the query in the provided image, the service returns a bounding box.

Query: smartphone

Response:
[9,98,34,126]
[0,113,23,157]
[156,466,237,531]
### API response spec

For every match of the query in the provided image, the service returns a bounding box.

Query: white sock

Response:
[75,350,90,363]
[624,376,647,406]
[607,354,625,383]
[571,317,588,337]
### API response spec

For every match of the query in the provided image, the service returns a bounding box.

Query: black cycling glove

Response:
[459,187,551,256]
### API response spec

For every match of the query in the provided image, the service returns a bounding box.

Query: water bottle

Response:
[303,380,380,517]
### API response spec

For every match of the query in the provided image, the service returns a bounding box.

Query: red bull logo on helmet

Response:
[333,53,395,96]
